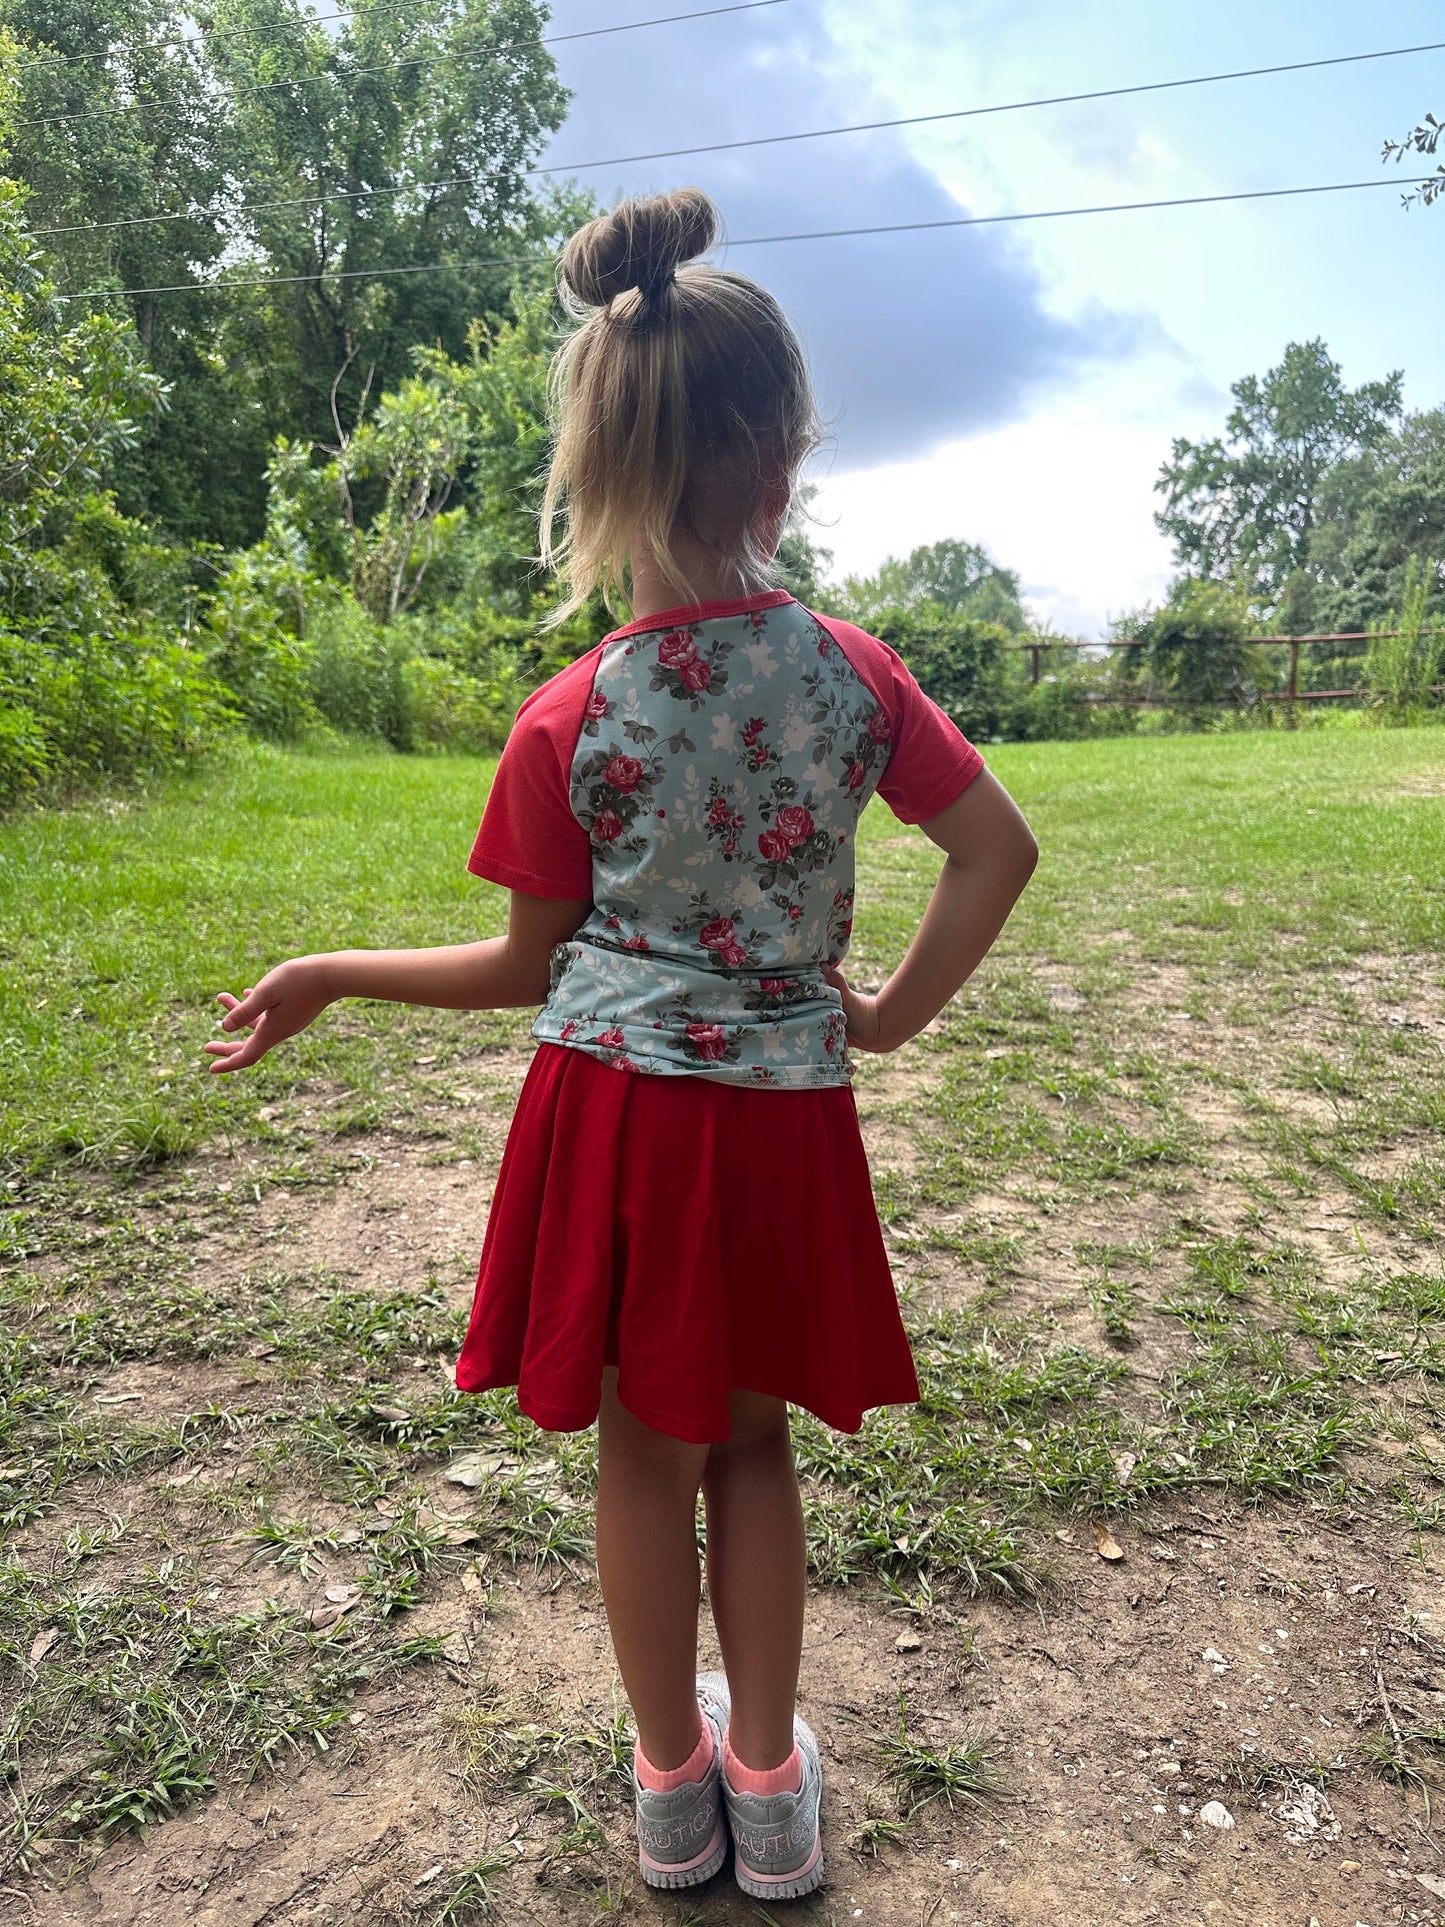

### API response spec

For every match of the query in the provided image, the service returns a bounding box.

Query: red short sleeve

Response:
[811,612,985,824]
[467,649,599,900]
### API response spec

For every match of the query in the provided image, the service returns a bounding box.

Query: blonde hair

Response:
[540,187,822,622]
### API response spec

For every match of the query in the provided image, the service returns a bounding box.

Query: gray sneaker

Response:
[711,1673,824,1900]
[632,1675,729,1889]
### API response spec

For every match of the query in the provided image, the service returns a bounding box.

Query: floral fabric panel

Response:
[533,599,894,1086]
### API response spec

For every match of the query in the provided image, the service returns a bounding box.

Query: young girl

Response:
[207,187,1037,1900]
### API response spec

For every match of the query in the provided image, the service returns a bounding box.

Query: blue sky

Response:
[541,0,1445,634]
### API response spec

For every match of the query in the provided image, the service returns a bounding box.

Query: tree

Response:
[1155,340,1404,605]
[1383,111,1443,209]
[836,537,1026,630]
[867,605,1008,741]
[1306,410,1445,634]
[206,0,568,465]
[0,0,570,548]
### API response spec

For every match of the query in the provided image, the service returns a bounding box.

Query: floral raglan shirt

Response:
[467,590,984,1087]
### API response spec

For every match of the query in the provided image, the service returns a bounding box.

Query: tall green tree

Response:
[0,1,259,542]
[0,0,570,548]
[1155,339,1404,605]
[837,537,1026,629]
[206,0,568,459]
[1306,409,1445,633]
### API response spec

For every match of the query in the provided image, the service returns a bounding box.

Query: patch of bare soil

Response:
[17,1514,1445,1927]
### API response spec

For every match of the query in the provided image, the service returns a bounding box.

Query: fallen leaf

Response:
[165,1464,205,1487]
[324,1584,362,1606]
[371,1405,411,1425]
[895,1631,922,1654]
[441,1525,481,1547]
[29,1627,59,1664]
[444,1451,513,1488]
[1054,1528,1077,1545]
[1113,1451,1137,1488]
[93,1391,143,1405]
[1092,1520,1125,1563]
[460,1563,485,1595]
[415,1865,444,1887]
[1417,1871,1445,1900]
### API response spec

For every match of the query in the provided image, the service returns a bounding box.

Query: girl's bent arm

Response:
[827,770,1037,1054]
[205,892,591,1074]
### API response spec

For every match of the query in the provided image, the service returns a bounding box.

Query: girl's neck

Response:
[628,536,772,623]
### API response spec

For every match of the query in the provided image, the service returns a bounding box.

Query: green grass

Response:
[0,726,1440,1169]
[0,723,1442,1889]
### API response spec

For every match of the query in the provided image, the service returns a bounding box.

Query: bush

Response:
[306,598,416,746]
[1365,555,1442,723]
[0,628,233,807]
[202,543,317,741]
[1000,648,1140,741]
[868,605,1008,740]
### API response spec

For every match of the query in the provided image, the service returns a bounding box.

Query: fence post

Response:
[1287,638,1300,706]
[1030,642,1042,685]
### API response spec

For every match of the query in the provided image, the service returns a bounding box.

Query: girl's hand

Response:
[823,964,890,1053]
[203,957,333,1074]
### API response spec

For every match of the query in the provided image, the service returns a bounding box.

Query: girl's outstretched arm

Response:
[203,891,591,1074]
[825,769,1037,1053]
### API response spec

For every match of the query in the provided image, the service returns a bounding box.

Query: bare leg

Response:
[702,1390,806,1769]
[595,1368,711,1770]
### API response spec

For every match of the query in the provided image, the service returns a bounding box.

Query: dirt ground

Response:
[8,948,1445,1927]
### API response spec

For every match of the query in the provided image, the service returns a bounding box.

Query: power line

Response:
[50,175,1437,301]
[16,0,792,131]
[28,34,1445,241]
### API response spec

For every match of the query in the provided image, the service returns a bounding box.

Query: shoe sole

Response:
[639,1818,729,1889]
[733,1834,824,1900]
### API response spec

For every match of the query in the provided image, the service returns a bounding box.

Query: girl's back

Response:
[475,591,980,1082]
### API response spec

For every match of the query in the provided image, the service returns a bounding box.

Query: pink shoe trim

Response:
[735,1830,823,1885]
[637,1817,726,1877]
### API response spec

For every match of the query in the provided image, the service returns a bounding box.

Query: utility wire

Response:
[16,0,792,130]
[51,175,1437,301]
[28,34,1445,241]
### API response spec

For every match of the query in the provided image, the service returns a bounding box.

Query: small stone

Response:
[1198,1801,1235,1830]
[1340,1859,1361,1874]
[895,1631,923,1653]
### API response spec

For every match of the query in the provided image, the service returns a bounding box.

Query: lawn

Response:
[1,723,1443,1926]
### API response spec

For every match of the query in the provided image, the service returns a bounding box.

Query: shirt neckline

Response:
[604,588,795,642]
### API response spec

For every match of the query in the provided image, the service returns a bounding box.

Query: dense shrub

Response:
[869,605,1009,740]
[0,627,232,806]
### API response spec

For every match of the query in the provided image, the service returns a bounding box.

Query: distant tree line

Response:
[0,2,1440,807]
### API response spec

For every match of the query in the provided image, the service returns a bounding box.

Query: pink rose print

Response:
[685,1022,728,1062]
[836,919,853,941]
[720,943,748,968]
[774,805,814,847]
[559,1019,581,1042]
[698,917,736,951]
[757,827,791,863]
[741,717,765,747]
[623,935,650,951]
[657,630,695,666]
[845,758,866,794]
[585,688,608,720]
[596,1026,626,1048]
[603,753,643,793]
[592,809,622,842]
[867,709,892,744]
[679,656,712,693]
[787,904,803,921]
[723,838,737,855]
[708,794,732,826]
[604,914,621,929]
[758,978,789,996]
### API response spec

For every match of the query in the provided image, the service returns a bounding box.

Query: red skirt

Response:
[455,1043,919,1443]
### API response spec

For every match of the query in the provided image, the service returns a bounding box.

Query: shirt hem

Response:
[467,852,592,900]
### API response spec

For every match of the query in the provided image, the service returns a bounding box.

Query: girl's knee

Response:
[712,1390,792,1463]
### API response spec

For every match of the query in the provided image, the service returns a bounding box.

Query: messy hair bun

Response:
[560,187,720,309]
[542,188,821,624]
